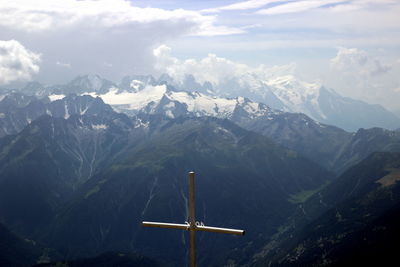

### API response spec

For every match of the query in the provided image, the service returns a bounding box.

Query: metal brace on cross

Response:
[142,171,245,267]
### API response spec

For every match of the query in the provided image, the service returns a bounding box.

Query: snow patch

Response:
[83,84,276,120]
[164,101,175,109]
[216,126,229,134]
[85,85,167,110]
[168,91,237,117]
[64,102,70,119]
[80,106,89,115]
[130,80,144,91]
[134,118,149,128]
[49,94,66,101]
[165,110,174,118]
[266,75,326,119]
[92,124,108,130]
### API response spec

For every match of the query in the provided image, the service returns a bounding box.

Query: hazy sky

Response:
[0,0,399,112]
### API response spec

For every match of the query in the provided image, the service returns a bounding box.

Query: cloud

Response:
[256,0,344,15]
[201,0,290,13]
[0,0,244,84]
[369,60,391,76]
[194,0,400,57]
[330,47,391,77]
[153,44,296,85]
[206,0,398,15]
[330,47,368,73]
[324,47,400,110]
[153,45,400,112]
[56,61,71,68]
[327,0,398,13]
[248,0,400,42]
[0,0,240,36]
[0,40,41,85]
[153,45,247,84]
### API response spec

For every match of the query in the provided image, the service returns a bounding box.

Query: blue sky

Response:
[0,0,399,111]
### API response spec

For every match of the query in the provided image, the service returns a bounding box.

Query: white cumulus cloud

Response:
[154,45,248,85]
[153,44,297,86]
[0,0,244,84]
[0,0,240,36]
[330,47,391,77]
[0,40,41,85]
[325,47,400,110]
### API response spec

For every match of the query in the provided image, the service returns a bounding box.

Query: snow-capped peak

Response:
[84,84,277,120]
[130,80,144,92]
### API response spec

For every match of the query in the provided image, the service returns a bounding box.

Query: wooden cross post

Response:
[142,171,245,267]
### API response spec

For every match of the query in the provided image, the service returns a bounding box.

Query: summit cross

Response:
[142,171,245,267]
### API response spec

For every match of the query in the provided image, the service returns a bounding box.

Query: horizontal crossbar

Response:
[196,225,245,235]
[142,221,189,230]
[143,221,245,235]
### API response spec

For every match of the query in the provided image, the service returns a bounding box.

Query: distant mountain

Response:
[103,83,281,121]
[331,127,400,173]
[76,81,400,174]
[1,88,399,176]
[0,93,49,136]
[11,83,400,174]
[240,116,400,174]
[237,112,351,171]
[261,75,400,131]
[53,74,116,95]
[158,73,400,131]
[74,83,355,172]
[19,81,46,96]
[316,87,400,132]
[251,152,400,266]
[0,93,122,137]
[22,75,116,97]
[119,75,158,92]
[17,74,400,131]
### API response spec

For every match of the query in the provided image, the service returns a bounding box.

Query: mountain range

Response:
[0,74,399,266]
[143,73,400,131]
[15,73,400,132]
[4,76,400,175]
